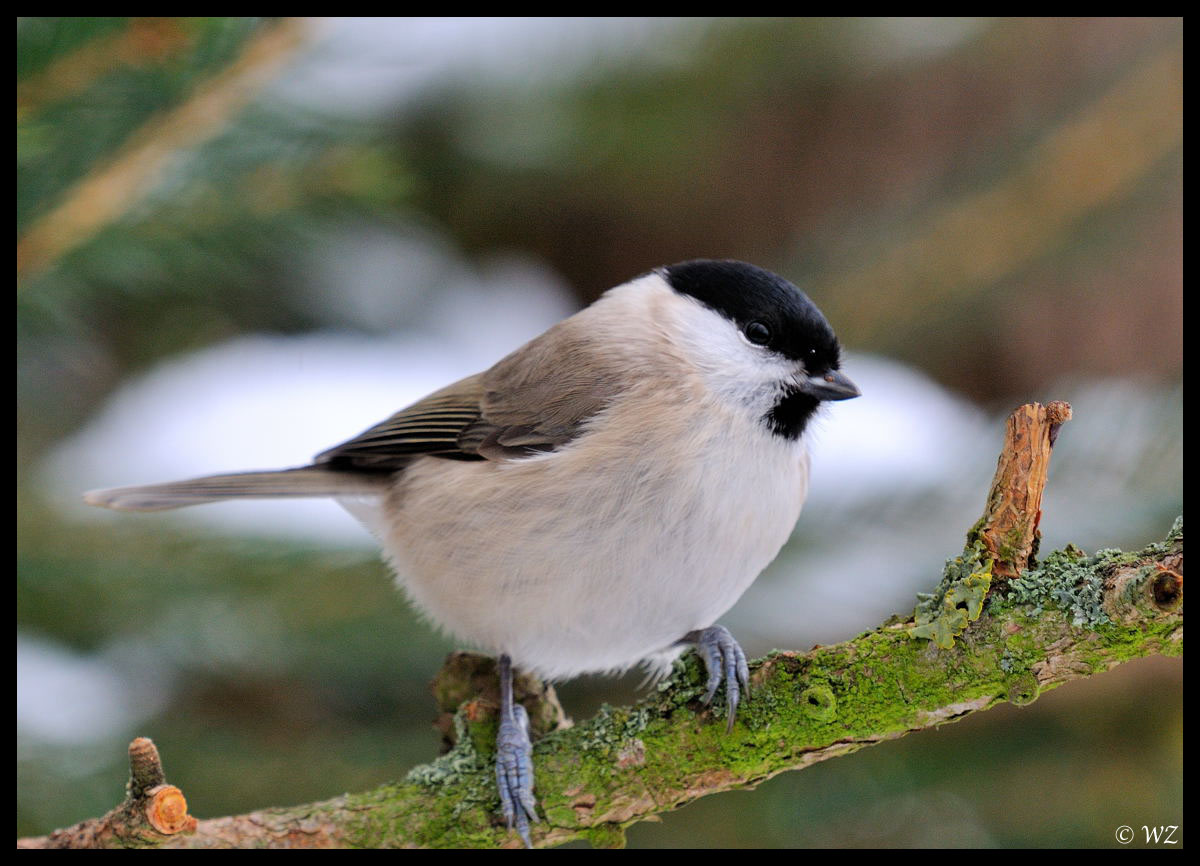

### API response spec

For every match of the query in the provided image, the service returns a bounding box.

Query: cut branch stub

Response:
[127,736,167,797]
[973,401,1071,583]
[16,737,195,848]
[430,651,571,753]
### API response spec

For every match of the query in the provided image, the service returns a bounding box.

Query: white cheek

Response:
[669,298,796,409]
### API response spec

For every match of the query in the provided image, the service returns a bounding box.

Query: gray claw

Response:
[496,655,539,847]
[684,625,750,732]
[496,703,538,846]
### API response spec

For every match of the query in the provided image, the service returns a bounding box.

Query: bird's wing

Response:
[84,322,629,510]
[314,374,489,470]
[315,322,624,470]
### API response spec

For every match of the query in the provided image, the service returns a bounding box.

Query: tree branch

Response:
[17,404,1184,848]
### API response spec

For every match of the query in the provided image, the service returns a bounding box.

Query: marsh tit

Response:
[85,259,859,846]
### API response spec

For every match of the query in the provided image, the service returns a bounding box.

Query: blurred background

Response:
[17,18,1181,847]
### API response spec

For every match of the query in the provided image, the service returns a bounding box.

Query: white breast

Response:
[377,388,809,680]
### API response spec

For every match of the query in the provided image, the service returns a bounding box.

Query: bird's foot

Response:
[496,656,539,847]
[682,625,750,732]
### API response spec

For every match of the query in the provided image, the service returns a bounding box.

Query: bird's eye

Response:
[744,321,771,345]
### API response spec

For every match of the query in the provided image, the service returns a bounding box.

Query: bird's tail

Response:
[83,467,387,512]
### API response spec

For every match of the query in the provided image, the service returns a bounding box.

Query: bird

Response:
[84,259,859,846]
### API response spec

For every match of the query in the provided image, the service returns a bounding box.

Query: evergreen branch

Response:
[17,18,309,283]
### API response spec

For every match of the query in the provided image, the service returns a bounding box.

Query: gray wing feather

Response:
[317,321,624,468]
[84,467,386,512]
[86,319,629,511]
[314,375,489,469]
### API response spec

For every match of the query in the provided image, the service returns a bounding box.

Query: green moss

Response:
[585,823,627,848]
[1006,672,1041,706]
[908,546,994,648]
[964,514,989,549]
[998,650,1018,673]
[996,525,1024,564]
[998,627,1042,675]
[799,684,837,723]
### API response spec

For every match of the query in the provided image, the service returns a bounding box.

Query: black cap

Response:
[662,259,842,376]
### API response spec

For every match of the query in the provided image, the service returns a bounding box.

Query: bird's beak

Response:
[797,369,860,402]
